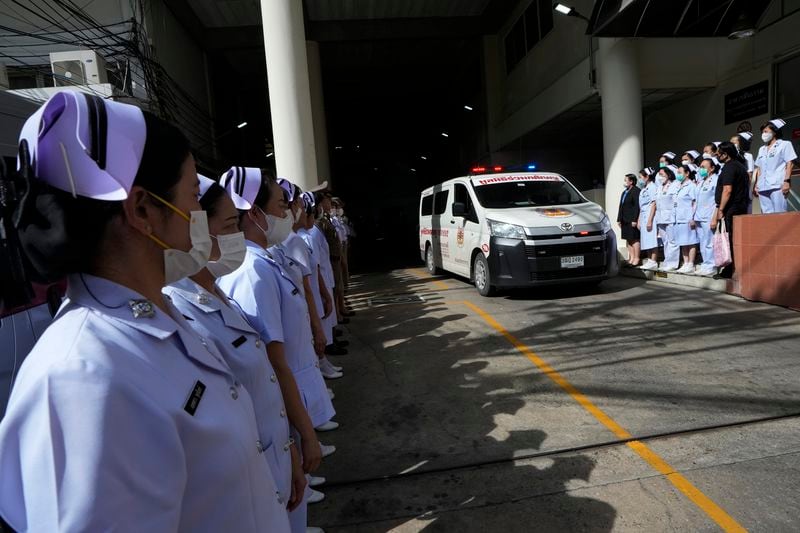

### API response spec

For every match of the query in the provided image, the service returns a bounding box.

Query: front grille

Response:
[525,240,605,258]
[526,230,603,240]
[530,267,606,281]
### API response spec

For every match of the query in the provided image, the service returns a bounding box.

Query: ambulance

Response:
[418,169,619,296]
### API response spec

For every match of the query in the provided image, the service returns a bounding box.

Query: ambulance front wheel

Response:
[425,245,439,275]
[473,253,495,297]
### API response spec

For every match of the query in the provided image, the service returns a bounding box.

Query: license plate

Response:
[560,255,584,269]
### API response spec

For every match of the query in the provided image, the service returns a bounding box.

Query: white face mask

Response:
[206,231,246,278]
[761,131,774,143]
[265,209,294,245]
[161,210,212,285]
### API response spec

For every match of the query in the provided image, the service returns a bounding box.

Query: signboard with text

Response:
[724,81,769,125]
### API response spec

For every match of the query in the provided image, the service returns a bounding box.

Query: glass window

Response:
[453,183,478,222]
[420,195,433,216]
[473,180,584,209]
[504,17,526,73]
[776,53,800,117]
[433,190,449,215]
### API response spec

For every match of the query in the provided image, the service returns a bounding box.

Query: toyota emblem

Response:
[560,222,573,232]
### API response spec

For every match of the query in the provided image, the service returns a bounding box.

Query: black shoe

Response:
[338,317,350,325]
[325,344,348,356]
[334,329,344,338]
[335,340,350,348]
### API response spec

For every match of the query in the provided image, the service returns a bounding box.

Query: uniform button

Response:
[280,409,286,418]
[283,443,290,451]
[230,387,239,400]
[199,337,207,347]
[256,439,264,453]
[270,374,277,383]
[255,339,262,348]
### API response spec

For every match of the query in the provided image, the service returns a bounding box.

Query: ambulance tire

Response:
[425,244,439,275]
[473,253,495,297]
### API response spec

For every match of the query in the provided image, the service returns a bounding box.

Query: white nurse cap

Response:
[769,118,787,130]
[198,174,215,199]
[685,150,700,159]
[738,132,753,141]
[662,151,676,160]
[18,90,146,200]
[220,166,262,210]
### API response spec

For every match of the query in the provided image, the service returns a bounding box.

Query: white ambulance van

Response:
[419,170,619,296]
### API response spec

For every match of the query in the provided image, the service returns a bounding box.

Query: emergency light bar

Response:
[469,164,537,174]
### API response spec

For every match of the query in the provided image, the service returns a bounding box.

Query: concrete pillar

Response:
[598,38,642,253]
[260,0,318,190]
[306,41,331,186]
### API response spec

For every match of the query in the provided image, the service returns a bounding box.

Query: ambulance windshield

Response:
[472,179,584,209]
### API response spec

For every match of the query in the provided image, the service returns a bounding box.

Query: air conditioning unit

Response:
[49,50,107,87]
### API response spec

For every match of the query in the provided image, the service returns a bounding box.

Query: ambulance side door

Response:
[449,182,480,277]
[432,185,453,271]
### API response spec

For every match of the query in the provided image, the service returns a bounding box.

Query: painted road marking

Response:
[461,300,747,533]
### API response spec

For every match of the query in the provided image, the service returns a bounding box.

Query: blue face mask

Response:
[698,168,709,178]
[637,178,646,188]
[676,173,686,183]
[659,162,667,168]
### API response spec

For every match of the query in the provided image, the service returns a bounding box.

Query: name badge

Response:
[184,381,206,416]
[232,335,247,348]
[291,288,299,296]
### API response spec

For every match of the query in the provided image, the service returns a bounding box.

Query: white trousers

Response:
[759,189,787,214]
[695,221,715,269]
[657,223,679,269]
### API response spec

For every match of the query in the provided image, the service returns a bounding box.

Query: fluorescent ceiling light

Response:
[441,132,449,137]
[464,105,473,111]
[554,4,573,15]
[237,121,248,129]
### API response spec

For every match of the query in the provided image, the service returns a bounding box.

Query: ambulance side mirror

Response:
[452,202,467,217]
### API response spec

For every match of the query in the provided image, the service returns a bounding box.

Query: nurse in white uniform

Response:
[277,180,343,382]
[216,168,336,460]
[693,156,720,276]
[674,164,700,274]
[753,118,797,214]
[637,167,659,271]
[0,94,289,532]
[309,198,340,351]
[164,176,317,532]
[655,165,680,271]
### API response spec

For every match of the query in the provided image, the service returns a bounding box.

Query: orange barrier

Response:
[733,212,800,310]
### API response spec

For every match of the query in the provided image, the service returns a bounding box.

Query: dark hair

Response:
[18,111,191,280]
[659,154,674,164]
[735,134,752,152]
[639,168,654,182]
[699,158,718,173]
[659,167,676,181]
[704,142,718,154]
[677,164,696,180]
[759,122,783,139]
[252,168,278,210]
[199,182,228,219]
[624,173,637,184]
[718,141,744,164]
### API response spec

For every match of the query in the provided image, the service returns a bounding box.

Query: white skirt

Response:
[638,208,658,250]
[674,222,699,246]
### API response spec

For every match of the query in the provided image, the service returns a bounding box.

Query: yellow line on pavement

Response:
[461,300,747,533]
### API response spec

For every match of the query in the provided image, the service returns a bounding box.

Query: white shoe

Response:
[698,267,716,277]
[315,420,339,432]
[309,475,326,487]
[641,259,657,270]
[320,443,336,458]
[327,387,335,400]
[325,359,343,372]
[307,528,324,533]
[660,265,677,272]
[308,489,325,504]
[320,365,343,379]
[677,264,694,274]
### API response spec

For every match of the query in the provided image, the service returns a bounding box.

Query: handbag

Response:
[713,218,732,268]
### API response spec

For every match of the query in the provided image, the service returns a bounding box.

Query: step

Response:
[620,265,737,294]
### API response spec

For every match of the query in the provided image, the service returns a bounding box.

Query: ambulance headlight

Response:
[600,215,612,233]
[488,219,526,240]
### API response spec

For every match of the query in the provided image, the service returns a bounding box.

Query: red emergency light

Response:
[493,166,503,171]
[471,166,487,173]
